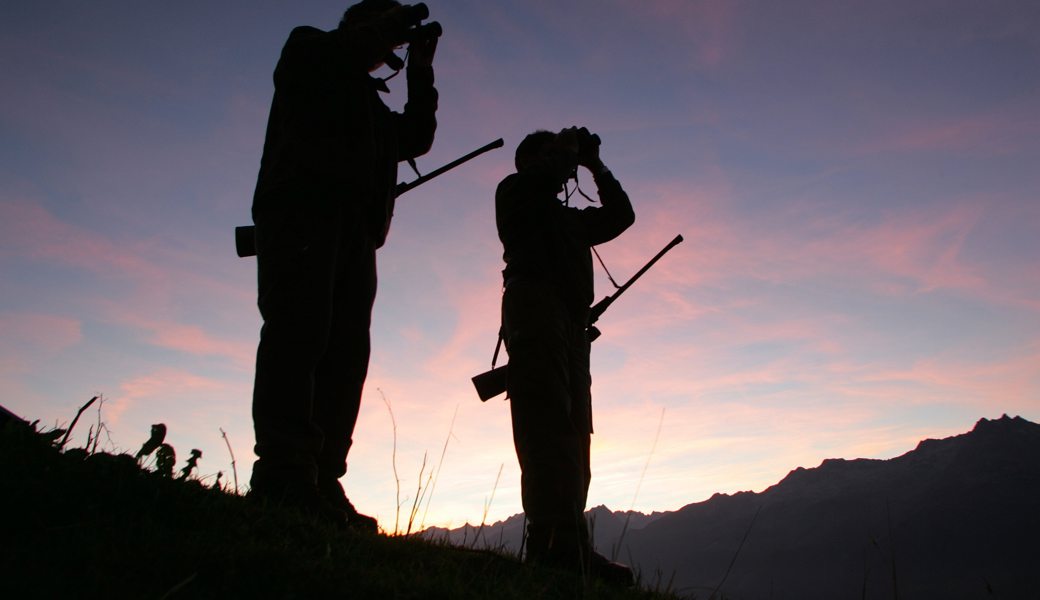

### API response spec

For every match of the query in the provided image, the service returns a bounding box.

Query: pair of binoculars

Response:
[559,126,601,153]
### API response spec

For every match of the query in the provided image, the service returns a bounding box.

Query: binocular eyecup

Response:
[399,3,441,43]
[401,2,430,23]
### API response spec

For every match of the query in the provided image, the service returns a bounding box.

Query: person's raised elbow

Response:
[616,194,636,231]
[402,118,437,159]
[619,205,636,235]
[615,202,632,227]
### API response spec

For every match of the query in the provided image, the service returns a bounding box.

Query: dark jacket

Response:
[253,25,438,247]
[496,163,634,315]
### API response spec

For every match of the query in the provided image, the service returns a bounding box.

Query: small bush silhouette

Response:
[136,423,167,462]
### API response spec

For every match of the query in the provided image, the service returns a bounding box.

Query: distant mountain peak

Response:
[972,413,1035,433]
[910,413,1039,454]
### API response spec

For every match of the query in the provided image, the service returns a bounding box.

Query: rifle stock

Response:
[471,234,684,402]
[472,364,508,402]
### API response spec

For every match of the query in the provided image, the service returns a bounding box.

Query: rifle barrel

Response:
[614,234,683,296]
[236,138,505,258]
[589,234,683,324]
[395,138,504,196]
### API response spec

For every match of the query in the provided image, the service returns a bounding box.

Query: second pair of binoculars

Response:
[557,126,601,153]
[392,3,442,44]
[555,126,603,168]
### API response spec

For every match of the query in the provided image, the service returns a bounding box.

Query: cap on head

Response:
[515,130,557,171]
[340,0,402,27]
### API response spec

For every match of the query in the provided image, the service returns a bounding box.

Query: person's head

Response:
[340,0,401,29]
[515,130,557,172]
[339,0,402,71]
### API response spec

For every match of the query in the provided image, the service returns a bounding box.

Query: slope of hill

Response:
[0,419,678,600]
[436,415,1040,599]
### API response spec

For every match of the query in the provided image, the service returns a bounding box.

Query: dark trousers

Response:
[502,279,593,569]
[250,205,377,489]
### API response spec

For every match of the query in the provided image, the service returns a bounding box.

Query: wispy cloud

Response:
[625,0,737,68]
[112,313,255,372]
[0,312,83,374]
[628,180,1030,307]
[0,199,164,282]
[853,101,1040,157]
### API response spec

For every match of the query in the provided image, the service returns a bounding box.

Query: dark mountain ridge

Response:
[433,415,1040,599]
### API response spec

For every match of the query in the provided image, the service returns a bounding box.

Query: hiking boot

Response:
[247,479,349,529]
[527,542,636,587]
[318,477,379,534]
[589,551,635,587]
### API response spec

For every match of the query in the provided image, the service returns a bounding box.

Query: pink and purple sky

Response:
[2,0,1038,531]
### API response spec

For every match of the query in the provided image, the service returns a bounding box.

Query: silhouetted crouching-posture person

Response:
[249,0,438,532]
[496,128,635,584]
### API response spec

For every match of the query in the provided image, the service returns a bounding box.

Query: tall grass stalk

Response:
[419,404,458,531]
[710,505,761,600]
[473,462,504,548]
[406,452,431,535]
[82,395,108,455]
[887,500,900,600]
[86,395,111,455]
[379,389,402,535]
[613,407,665,561]
[158,572,198,600]
[219,427,239,494]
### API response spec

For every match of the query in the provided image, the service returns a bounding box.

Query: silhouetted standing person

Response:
[496,127,635,583]
[249,0,438,531]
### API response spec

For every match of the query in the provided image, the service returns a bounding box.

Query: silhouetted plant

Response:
[136,423,167,462]
[35,424,66,446]
[83,395,112,455]
[179,449,203,480]
[155,443,176,477]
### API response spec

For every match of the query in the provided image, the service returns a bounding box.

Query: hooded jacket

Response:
[496,162,634,315]
[253,25,438,247]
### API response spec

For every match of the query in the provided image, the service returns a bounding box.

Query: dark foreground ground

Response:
[0,422,682,600]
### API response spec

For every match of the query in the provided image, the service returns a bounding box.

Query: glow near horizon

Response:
[1,0,1038,531]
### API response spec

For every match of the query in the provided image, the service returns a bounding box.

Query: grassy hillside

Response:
[0,421,681,600]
